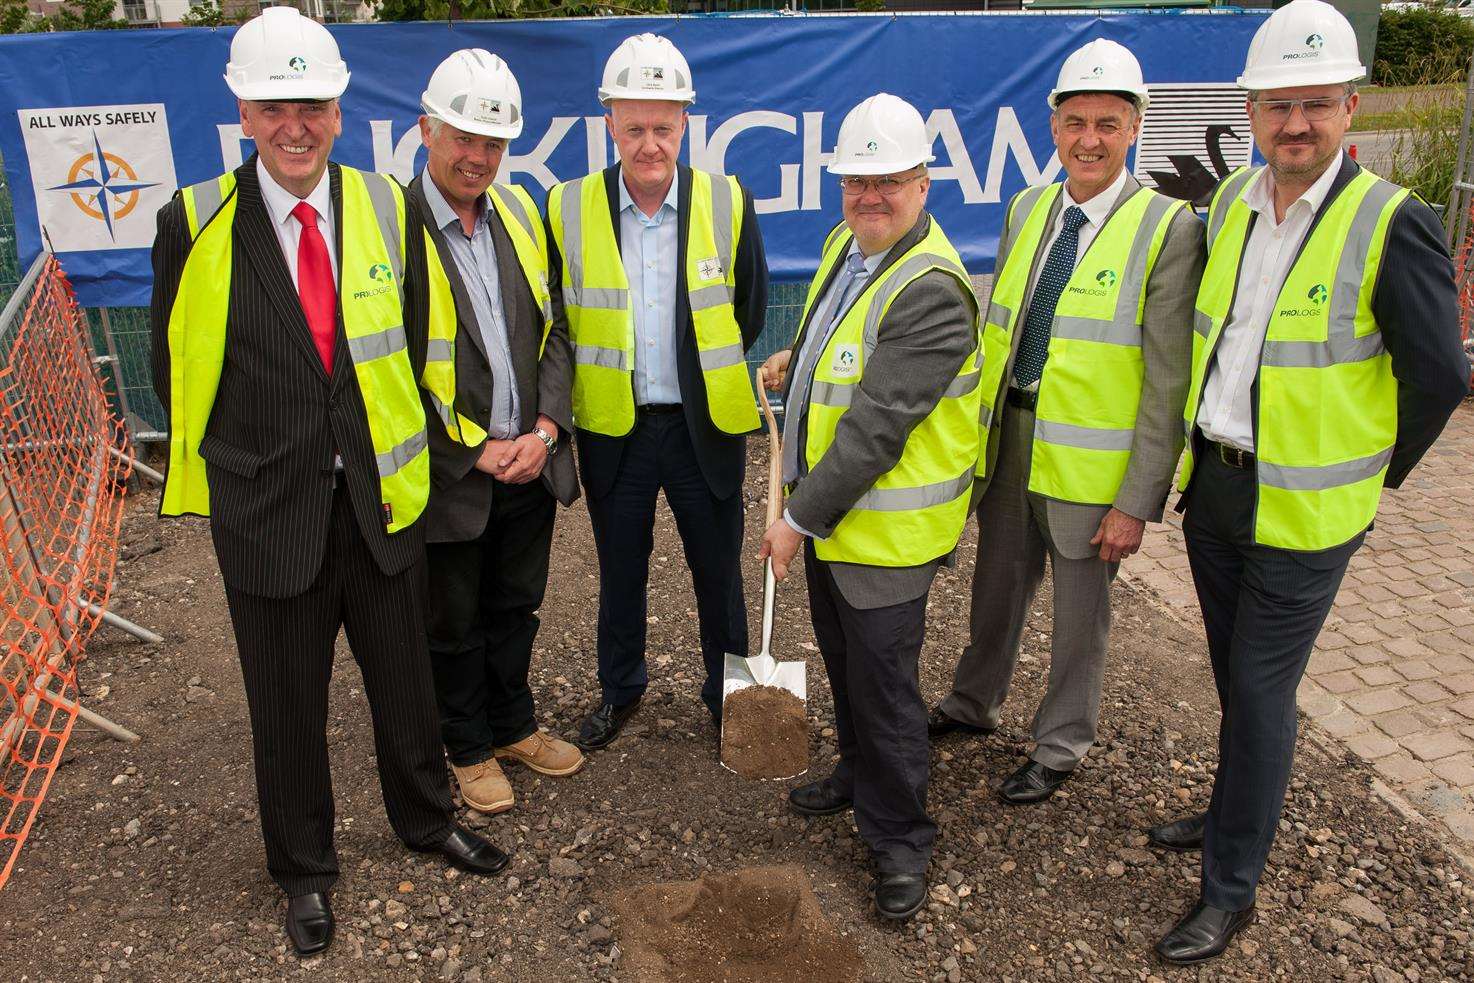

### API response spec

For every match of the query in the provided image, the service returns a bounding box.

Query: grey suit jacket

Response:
[782,212,981,609]
[979,173,1204,557]
[407,174,579,545]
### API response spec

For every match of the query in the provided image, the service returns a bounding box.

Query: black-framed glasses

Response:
[1249,97,1348,123]
[838,172,925,197]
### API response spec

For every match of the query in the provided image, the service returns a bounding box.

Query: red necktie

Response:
[292,200,336,375]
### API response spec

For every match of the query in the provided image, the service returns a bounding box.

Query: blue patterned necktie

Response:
[1013,205,1088,389]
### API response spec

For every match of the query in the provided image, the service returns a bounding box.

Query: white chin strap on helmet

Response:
[828,92,936,177]
[422,48,524,140]
[599,33,696,106]
[1237,0,1366,91]
[224,6,350,103]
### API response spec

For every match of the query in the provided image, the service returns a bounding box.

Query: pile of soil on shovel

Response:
[720,684,808,780]
[611,865,865,983]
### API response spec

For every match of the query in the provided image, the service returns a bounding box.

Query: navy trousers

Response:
[1183,443,1362,911]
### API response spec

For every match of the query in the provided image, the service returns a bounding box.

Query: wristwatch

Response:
[532,425,558,454]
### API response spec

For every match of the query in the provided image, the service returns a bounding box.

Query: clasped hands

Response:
[474,414,557,484]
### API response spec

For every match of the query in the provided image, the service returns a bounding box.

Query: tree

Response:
[181,0,244,26]
[0,0,126,32]
[373,0,668,21]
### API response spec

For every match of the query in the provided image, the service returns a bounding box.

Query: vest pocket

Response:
[198,433,264,479]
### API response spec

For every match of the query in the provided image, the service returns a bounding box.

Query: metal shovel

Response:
[719,365,807,778]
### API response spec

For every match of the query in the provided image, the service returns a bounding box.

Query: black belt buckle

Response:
[1006,387,1038,411]
[1214,441,1253,469]
[636,403,682,416]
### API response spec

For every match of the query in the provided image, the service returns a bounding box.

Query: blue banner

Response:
[0,12,1265,308]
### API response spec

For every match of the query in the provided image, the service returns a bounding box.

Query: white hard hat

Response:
[422,49,523,139]
[1048,38,1151,112]
[225,7,349,102]
[598,33,695,106]
[828,93,935,176]
[1237,0,1365,91]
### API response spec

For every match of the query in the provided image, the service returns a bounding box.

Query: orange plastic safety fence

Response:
[0,254,130,890]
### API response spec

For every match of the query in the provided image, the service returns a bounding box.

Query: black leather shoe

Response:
[1149,812,1206,852]
[927,704,994,740]
[998,760,1074,804]
[436,825,510,876]
[787,777,853,816]
[284,891,334,956]
[874,872,927,921]
[575,698,642,751]
[1155,900,1255,965]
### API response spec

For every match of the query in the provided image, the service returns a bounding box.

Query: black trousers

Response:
[1183,445,1362,911]
[806,543,934,874]
[425,479,556,766]
[585,410,747,718]
[222,483,454,898]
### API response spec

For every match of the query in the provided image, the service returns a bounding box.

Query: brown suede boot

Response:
[494,730,585,777]
[451,758,514,814]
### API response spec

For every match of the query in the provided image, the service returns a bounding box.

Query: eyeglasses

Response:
[838,172,925,197]
[1249,97,1348,124]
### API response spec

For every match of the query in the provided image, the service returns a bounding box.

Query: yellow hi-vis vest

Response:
[980,182,1186,504]
[795,218,983,567]
[547,168,759,436]
[1178,166,1406,552]
[419,180,554,443]
[160,166,469,533]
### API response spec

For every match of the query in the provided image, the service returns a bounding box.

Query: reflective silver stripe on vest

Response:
[574,344,628,370]
[359,171,405,287]
[697,343,745,372]
[1257,446,1393,491]
[852,468,973,512]
[1262,177,1402,369]
[491,184,537,241]
[571,285,630,310]
[1047,192,1177,349]
[862,251,970,354]
[346,324,409,363]
[980,404,994,429]
[985,299,1013,329]
[809,368,978,411]
[376,428,428,478]
[426,338,453,363]
[1034,419,1135,452]
[1004,184,1053,258]
[1208,168,1258,245]
[561,176,587,300]
[689,283,735,311]
[425,393,457,432]
[188,177,228,237]
[1193,310,1212,339]
[709,174,735,279]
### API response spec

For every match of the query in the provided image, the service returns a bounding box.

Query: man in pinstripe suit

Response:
[149,9,509,957]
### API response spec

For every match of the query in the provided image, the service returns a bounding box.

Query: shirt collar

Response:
[618,166,679,220]
[420,169,487,236]
[1244,150,1343,219]
[846,239,891,277]
[1062,167,1129,228]
[256,156,332,231]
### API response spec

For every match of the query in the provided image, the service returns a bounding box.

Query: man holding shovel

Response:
[760,93,982,922]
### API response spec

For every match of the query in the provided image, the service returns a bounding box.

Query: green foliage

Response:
[0,0,126,32]
[373,0,668,20]
[854,0,885,9]
[1379,62,1464,208]
[180,1,244,26]
[1374,8,1474,85]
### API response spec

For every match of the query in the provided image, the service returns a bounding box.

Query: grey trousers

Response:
[941,407,1119,771]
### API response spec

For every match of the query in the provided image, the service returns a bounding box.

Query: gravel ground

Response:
[3,452,1472,982]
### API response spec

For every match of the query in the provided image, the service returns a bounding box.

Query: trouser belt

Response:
[1006,387,1038,411]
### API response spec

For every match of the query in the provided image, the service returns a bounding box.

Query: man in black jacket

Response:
[1149,0,1470,965]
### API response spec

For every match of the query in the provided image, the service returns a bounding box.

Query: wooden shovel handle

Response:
[756,366,783,528]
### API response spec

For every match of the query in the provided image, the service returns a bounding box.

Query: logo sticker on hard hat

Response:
[1305,34,1324,50]
[289,56,308,72]
[1307,283,1328,305]
[831,345,859,378]
[641,66,665,81]
[1091,66,1104,77]
[19,103,176,252]
[477,98,502,119]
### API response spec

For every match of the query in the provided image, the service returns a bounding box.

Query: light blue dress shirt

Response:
[618,168,681,407]
[421,174,521,439]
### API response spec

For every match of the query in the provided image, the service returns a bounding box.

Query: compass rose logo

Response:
[47,131,160,241]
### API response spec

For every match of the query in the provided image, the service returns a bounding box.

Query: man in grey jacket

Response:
[760,93,982,922]
[409,50,584,817]
[931,39,1205,805]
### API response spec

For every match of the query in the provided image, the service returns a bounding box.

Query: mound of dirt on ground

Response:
[611,865,864,983]
[720,684,808,779]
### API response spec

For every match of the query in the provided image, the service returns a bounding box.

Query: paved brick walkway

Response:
[1125,400,1474,847]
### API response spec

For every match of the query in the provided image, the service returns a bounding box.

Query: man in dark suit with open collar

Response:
[149,9,507,958]
[545,33,768,749]
[406,49,585,819]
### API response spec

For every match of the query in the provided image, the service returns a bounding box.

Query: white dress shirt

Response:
[1012,167,1128,390]
[1196,151,1343,452]
[256,158,339,287]
[618,168,681,406]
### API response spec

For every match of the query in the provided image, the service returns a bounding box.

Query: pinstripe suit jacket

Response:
[150,156,427,598]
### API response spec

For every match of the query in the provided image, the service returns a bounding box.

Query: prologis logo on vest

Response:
[1278,283,1328,318]
[1066,269,1115,298]
[353,263,395,300]
[831,344,860,379]
[1095,268,1118,288]
[1307,283,1328,305]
